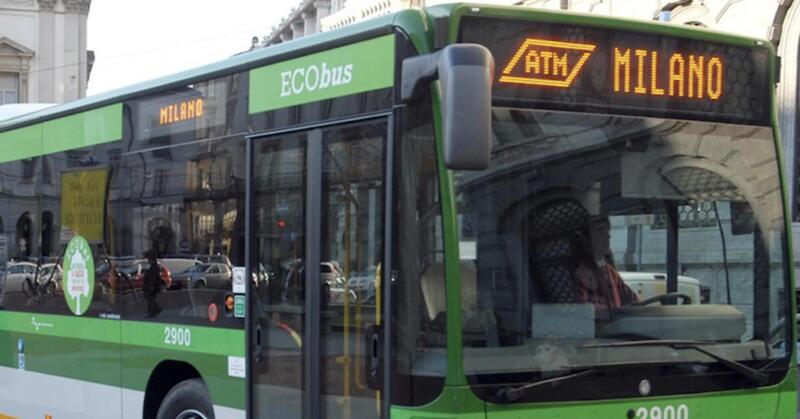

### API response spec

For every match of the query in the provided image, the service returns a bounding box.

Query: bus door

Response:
[247,116,389,419]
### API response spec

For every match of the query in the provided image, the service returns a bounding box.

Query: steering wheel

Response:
[633,292,692,306]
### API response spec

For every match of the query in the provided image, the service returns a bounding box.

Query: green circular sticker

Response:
[63,235,94,316]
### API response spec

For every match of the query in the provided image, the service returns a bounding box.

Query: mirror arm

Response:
[401,52,441,103]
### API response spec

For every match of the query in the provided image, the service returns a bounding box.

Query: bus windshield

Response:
[455,108,790,402]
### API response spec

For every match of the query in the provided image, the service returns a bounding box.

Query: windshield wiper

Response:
[583,340,769,385]
[496,368,598,402]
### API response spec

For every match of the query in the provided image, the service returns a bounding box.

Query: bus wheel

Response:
[156,378,215,419]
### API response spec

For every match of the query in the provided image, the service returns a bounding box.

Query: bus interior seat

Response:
[420,260,478,321]
[420,260,497,345]
[529,199,590,304]
[420,261,446,322]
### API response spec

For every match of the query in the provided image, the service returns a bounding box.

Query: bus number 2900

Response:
[163,326,191,347]
[634,405,689,419]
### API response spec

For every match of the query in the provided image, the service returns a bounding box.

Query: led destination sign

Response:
[159,97,204,126]
[611,48,723,99]
[500,39,596,88]
[501,39,724,100]
[460,17,771,125]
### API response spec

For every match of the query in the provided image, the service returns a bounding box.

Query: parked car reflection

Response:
[280,260,357,306]
[172,263,232,289]
[3,261,38,294]
[347,266,377,303]
[98,258,173,294]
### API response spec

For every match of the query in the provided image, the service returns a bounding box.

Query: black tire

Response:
[155,378,215,419]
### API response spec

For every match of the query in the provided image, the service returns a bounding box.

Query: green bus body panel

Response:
[430,87,466,386]
[766,5,798,415]
[121,320,245,357]
[249,34,396,113]
[390,387,486,419]
[482,391,780,418]
[0,103,122,163]
[0,333,121,387]
[0,311,120,343]
[0,124,42,163]
[389,385,789,419]
[775,369,798,418]
[0,311,245,409]
[122,345,245,409]
[42,103,122,154]
[0,311,243,357]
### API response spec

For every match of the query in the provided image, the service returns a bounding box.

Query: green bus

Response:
[0,3,795,418]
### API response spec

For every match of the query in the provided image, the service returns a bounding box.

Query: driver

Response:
[573,216,639,315]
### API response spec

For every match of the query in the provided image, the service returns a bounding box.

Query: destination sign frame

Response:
[459,17,772,126]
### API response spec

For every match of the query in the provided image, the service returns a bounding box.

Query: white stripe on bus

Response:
[0,366,243,419]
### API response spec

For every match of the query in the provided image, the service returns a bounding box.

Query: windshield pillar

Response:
[753,229,771,339]
[666,201,679,295]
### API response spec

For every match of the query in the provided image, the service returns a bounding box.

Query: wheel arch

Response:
[142,360,205,419]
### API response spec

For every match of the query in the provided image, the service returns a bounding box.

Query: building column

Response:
[58,0,86,102]
[76,0,91,98]
[37,0,57,103]
[315,1,331,32]
[19,62,30,102]
[302,10,317,36]
[291,21,304,40]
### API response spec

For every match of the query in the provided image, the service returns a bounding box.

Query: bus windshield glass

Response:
[455,108,790,402]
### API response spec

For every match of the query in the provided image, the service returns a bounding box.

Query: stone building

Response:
[261,0,426,46]
[0,0,93,105]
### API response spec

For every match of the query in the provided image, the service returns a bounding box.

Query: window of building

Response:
[0,73,19,105]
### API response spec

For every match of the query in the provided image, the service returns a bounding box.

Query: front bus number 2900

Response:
[631,405,689,419]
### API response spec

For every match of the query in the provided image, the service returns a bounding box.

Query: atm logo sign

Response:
[499,39,596,88]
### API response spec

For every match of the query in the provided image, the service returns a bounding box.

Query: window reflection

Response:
[456,109,789,402]
[251,134,306,419]
[109,137,245,326]
[320,121,385,419]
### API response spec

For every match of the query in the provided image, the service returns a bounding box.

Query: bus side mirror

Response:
[401,44,494,170]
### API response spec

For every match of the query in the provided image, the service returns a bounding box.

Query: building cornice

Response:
[322,0,410,31]
[0,0,36,9]
[36,0,56,11]
[265,0,316,45]
[63,0,90,14]
[0,37,35,58]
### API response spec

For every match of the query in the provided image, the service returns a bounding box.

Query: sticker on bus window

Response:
[234,295,246,318]
[232,266,246,294]
[228,356,245,378]
[63,235,95,316]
